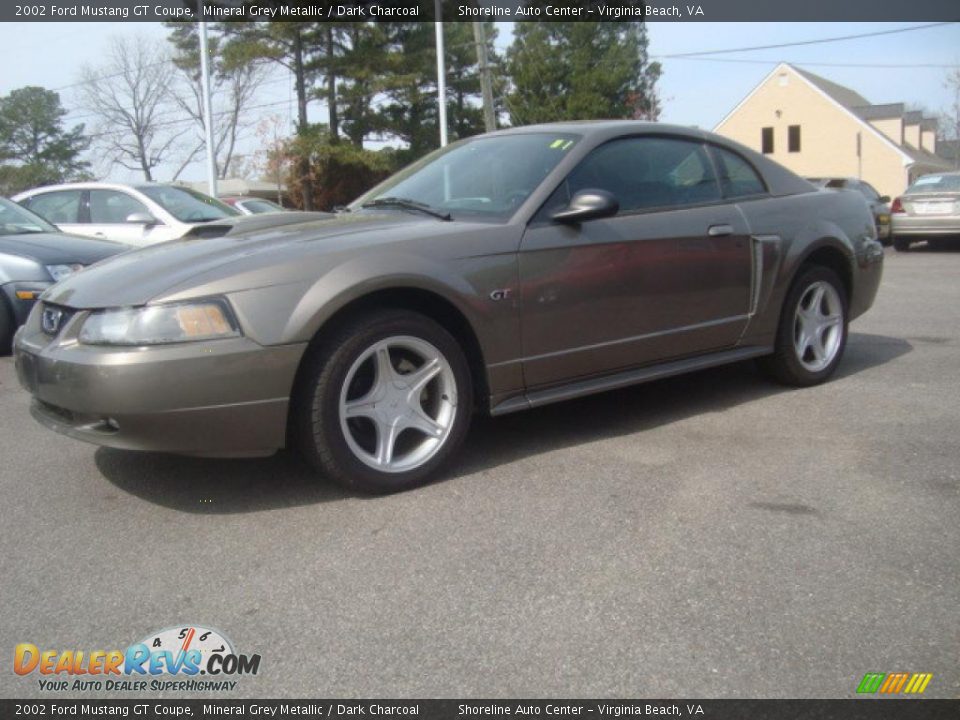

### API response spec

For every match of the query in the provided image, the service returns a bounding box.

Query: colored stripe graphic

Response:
[904,673,933,694]
[859,672,933,694]
[880,672,909,693]
[857,673,885,693]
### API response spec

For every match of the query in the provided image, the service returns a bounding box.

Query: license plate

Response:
[14,350,39,393]
[913,202,952,215]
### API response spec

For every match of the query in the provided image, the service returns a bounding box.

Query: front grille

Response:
[40,303,75,337]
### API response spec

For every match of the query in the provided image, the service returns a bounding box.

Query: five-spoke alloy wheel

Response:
[760,265,849,387]
[296,309,472,493]
[792,280,844,373]
[339,336,457,473]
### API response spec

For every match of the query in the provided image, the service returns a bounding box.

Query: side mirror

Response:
[878,195,891,204]
[551,189,619,223]
[125,212,158,226]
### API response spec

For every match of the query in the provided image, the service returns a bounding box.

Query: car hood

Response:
[0,232,127,266]
[42,212,488,309]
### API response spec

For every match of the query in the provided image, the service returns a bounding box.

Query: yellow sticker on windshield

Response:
[550,139,575,150]
[550,139,564,148]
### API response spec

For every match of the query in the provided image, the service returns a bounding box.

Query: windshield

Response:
[905,174,960,194]
[137,185,240,223]
[241,199,284,214]
[353,133,581,220]
[0,197,58,235]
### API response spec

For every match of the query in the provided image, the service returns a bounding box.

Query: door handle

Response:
[707,224,733,237]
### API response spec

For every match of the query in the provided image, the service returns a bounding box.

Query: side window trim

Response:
[78,190,91,224]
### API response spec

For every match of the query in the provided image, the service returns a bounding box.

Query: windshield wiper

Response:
[361,196,452,221]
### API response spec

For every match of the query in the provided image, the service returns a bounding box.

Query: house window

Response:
[788,125,801,153]
[761,127,774,154]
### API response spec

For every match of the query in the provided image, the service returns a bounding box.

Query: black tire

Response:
[893,237,911,252]
[0,295,14,356]
[294,309,473,494]
[758,265,849,387]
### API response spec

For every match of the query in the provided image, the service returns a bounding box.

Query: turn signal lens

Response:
[15,290,38,300]
[175,304,234,338]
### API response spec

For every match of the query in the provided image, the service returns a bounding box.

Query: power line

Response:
[662,56,958,69]
[655,22,957,59]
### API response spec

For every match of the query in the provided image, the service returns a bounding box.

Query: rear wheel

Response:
[893,237,911,252]
[295,309,473,493]
[759,266,848,387]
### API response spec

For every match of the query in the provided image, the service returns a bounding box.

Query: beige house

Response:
[714,63,951,200]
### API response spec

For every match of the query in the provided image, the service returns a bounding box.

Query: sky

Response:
[0,20,957,185]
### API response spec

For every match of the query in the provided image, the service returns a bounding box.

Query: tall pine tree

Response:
[505,22,661,126]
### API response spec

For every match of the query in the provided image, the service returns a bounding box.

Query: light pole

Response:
[434,5,448,147]
[199,20,218,197]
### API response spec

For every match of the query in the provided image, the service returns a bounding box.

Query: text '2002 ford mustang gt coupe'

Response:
[14,122,883,493]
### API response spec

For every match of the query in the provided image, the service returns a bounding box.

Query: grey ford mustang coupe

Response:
[14,122,883,493]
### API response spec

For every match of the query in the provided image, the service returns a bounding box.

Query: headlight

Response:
[79,299,240,346]
[46,264,84,282]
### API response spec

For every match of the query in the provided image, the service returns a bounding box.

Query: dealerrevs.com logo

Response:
[14,625,261,693]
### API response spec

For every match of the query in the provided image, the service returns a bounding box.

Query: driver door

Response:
[518,136,753,388]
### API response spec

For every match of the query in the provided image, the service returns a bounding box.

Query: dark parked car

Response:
[808,177,891,245]
[14,122,883,492]
[0,197,125,354]
[890,171,960,251]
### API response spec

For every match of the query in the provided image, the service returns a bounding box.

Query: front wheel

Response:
[295,309,473,493]
[758,266,848,387]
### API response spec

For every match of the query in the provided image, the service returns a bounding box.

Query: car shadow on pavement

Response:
[94,332,912,513]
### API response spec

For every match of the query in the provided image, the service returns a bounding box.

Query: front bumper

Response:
[14,304,307,457]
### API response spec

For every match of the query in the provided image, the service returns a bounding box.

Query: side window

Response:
[544,137,721,216]
[89,190,150,224]
[21,190,83,224]
[711,147,767,199]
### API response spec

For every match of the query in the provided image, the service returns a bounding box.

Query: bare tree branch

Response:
[77,36,185,181]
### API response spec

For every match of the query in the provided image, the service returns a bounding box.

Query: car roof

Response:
[14,181,179,197]
[485,120,814,198]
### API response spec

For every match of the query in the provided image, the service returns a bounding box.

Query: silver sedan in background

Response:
[891,172,960,251]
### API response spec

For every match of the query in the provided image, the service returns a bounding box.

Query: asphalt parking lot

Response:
[1,246,958,700]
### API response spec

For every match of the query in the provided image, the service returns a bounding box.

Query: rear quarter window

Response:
[711,147,767,199]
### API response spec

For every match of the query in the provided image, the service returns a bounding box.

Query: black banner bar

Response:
[0,700,958,720]
[4,0,960,22]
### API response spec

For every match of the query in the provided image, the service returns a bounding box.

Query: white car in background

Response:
[13,182,240,246]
